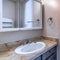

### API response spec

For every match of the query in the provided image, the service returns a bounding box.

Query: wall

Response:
[42,0,60,60]
[42,0,59,38]
[0,30,42,44]
[57,1,60,59]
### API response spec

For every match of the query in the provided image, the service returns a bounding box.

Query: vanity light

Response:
[42,0,58,9]
[48,0,58,9]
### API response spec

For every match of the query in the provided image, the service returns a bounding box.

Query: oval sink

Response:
[15,42,46,55]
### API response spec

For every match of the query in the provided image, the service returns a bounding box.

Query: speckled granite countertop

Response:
[0,37,58,60]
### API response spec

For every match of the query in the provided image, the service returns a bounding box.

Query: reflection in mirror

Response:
[2,0,20,28]
[2,0,42,30]
[19,0,29,28]
[24,0,33,28]
[33,0,42,27]
[24,0,42,28]
[2,0,29,29]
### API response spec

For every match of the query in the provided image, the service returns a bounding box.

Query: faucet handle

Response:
[25,40,32,44]
[23,40,32,45]
[26,40,29,44]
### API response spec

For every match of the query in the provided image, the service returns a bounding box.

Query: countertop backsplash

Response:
[0,36,58,52]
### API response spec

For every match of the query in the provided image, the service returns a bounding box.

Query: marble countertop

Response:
[0,37,58,60]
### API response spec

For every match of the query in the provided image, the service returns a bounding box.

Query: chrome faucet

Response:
[25,40,32,44]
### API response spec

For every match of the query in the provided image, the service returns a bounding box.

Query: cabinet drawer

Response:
[42,46,57,60]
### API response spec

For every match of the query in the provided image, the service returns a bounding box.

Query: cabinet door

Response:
[34,56,41,60]
[47,53,57,60]
[42,46,57,60]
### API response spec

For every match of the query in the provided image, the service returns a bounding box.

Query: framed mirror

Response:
[0,0,42,31]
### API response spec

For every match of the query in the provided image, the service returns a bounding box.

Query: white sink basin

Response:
[15,42,46,55]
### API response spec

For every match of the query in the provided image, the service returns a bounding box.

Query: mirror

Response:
[33,0,42,28]
[2,0,21,28]
[1,0,42,30]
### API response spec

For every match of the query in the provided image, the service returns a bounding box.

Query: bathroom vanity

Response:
[34,46,57,60]
[0,37,57,60]
[14,37,57,60]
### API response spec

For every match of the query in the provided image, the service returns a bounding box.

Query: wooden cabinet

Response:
[34,56,41,60]
[47,53,56,60]
[34,46,57,60]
